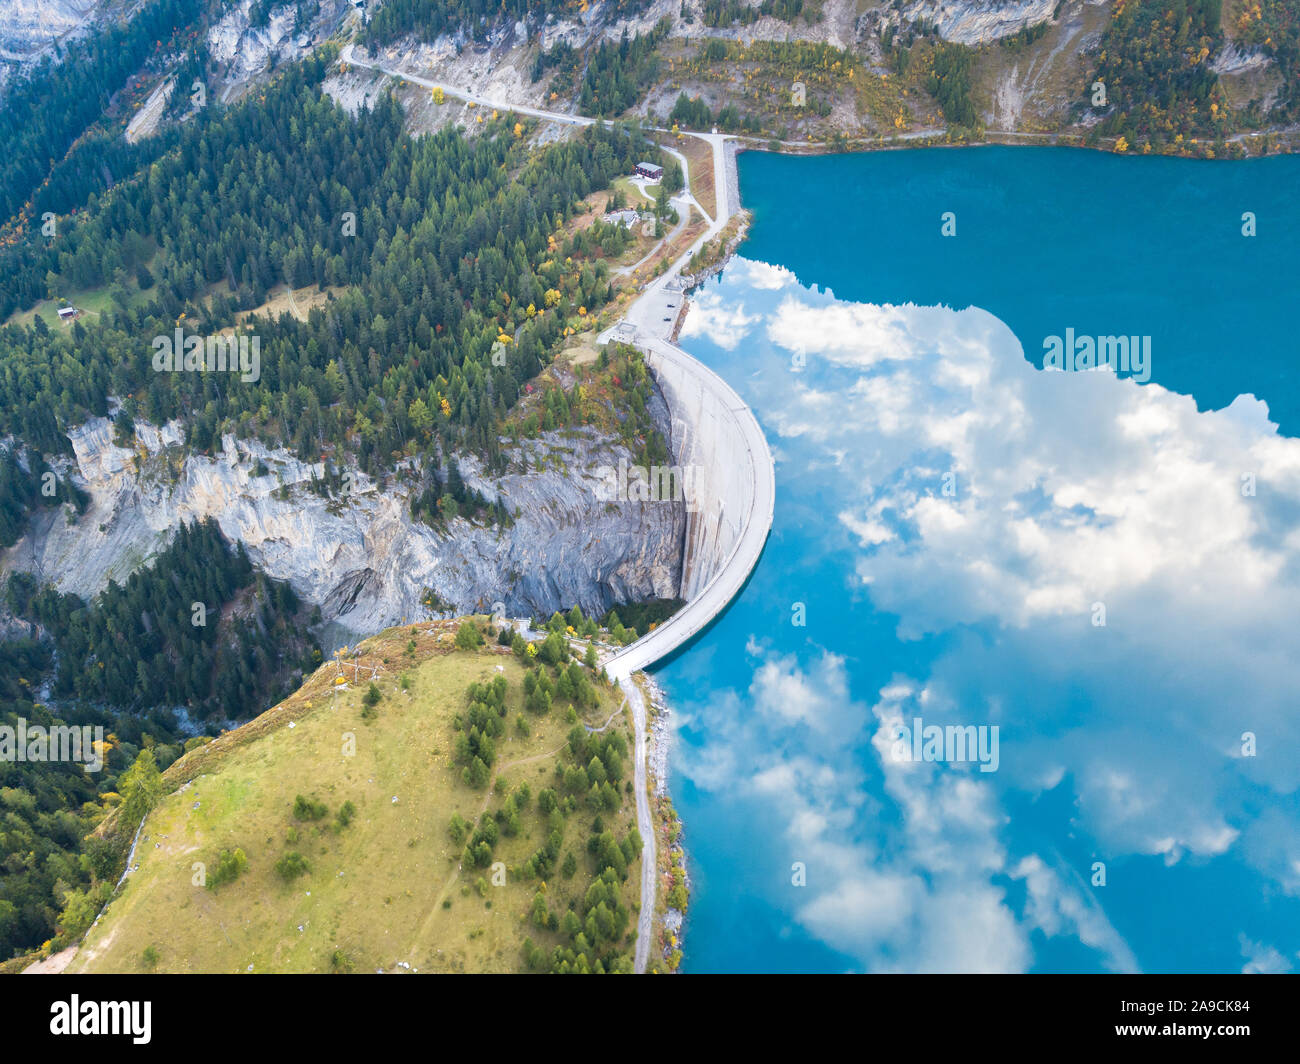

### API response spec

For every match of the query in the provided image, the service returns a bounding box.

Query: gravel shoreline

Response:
[643,672,690,966]
[645,673,672,798]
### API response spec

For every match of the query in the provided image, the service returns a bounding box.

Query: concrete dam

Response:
[649,335,763,601]
[599,286,775,682]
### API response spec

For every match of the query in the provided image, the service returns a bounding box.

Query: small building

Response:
[604,207,640,229]
[634,161,664,181]
[56,305,77,321]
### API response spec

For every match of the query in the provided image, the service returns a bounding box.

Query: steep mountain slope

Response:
[351,0,1297,154]
[0,0,102,64]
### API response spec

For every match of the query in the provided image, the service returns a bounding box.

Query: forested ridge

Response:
[1234,0,1300,122]
[0,49,668,480]
[0,5,678,969]
[448,645,640,974]
[0,636,192,963]
[0,0,207,232]
[577,22,670,118]
[0,449,89,549]
[1091,0,1229,146]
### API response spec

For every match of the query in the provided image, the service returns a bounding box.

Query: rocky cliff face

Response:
[208,0,349,93]
[0,0,96,59]
[900,0,1058,45]
[1,0,350,101]
[4,413,685,647]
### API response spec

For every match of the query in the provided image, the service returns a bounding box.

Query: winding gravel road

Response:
[619,676,657,973]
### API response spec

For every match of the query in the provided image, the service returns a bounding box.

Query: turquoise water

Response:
[659,146,1300,973]
[741,146,1300,434]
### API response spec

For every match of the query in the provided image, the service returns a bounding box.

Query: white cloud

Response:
[740,281,1300,848]
[733,259,799,291]
[1239,934,1293,974]
[677,647,1048,972]
[678,287,758,350]
[1012,855,1139,973]
[765,297,924,366]
[669,259,1300,971]
[750,649,857,731]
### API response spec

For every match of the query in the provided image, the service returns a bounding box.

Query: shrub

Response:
[448,813,469,844]
[455,622,484,650]
[293,795,329,821]
[207,847,249,889]
[275,852,310,881]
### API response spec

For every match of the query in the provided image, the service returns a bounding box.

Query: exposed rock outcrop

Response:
[901,0,1057,45]
[1212,43,1272,76]
[0,0,94,60]
[4,412,685,646]
[208,0,350,102]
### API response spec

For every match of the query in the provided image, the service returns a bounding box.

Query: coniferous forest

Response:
[0,517,318,961]
[0,634,194,962]
[0,48,663,471]
[6,518,319,724]
[0,0,206,229]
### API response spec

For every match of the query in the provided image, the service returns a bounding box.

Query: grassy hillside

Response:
[69,619,642,974]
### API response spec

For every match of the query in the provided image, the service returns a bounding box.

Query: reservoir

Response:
[659,146,1300,973]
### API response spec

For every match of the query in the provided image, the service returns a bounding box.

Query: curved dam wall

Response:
[648,341,754,600]
[602,326,775,681]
